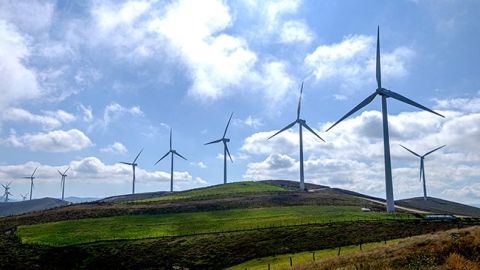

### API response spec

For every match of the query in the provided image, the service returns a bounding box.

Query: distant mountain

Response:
[0,197,69,217]
[396,197,480,217]
[64,197,99,204]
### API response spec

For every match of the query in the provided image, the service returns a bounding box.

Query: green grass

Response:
[133,181,289,203]
[17,205,414,246]
[227,239,402,270]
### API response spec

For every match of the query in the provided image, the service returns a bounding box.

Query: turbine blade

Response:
[133,148,144,163]
[376,26,381,89]
[225,142,233,163]
[155,152,170,165]
[174,151,188,161]
[57,170,63,176]
[302,122,325,142]
[297,81,304,120]
[119,162,133,165]
[400,144,421,157]
[64,167,70,175]
[169,129,172,150]
[424,145,446,157]
[326,92,377,132]
[384,90,445,118]
[223,112,234,138]
[267,120,297,140]
[21,177,31,179]
[31,167,38,177]
[204,139,222,145]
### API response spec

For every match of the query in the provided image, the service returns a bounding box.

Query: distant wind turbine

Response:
[400,144,445,201]
[20,193,28,201]
[58,167,70,201]
[268,82,325,191]
[120,148,143,194]
[326,26,444,213]
[205,112,234,184]
[22,167,38,200]
[155,129,187,192]
[1,182,12,202]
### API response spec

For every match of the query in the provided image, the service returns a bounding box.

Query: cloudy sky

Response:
[0,0,479,205]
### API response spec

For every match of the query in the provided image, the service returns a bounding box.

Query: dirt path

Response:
[358,197,430,214]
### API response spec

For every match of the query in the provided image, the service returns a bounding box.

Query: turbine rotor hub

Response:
[224,138,230,142]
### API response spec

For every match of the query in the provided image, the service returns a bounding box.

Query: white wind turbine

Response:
[155,129,187,192]
[58,167,70,201]
[400,144,445,201]
[326,27,444,213]
[205,113,234,184]
[22,167,38,200]
[120,148,143,194]
[268,82,325,191]
[2,182,12,202]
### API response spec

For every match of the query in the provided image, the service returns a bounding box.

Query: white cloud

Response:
[279,20,313,44]
[100,142,128,155]
[2,129,93,152]
[0,0,54,34]
[77,104,93,122]
[244,115,263,128]
[0,20,42,110]
[1,108,75,130]
[190,161,207,169]
[305,35,414,89]
[90,102,143,131]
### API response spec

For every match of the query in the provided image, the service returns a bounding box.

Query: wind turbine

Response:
[205,113,234,184]
[268,82,325,191]
[1,182,12,202]
[58,167,70,201]
[325,26,444,213]
[119,148,143,194]
[20,193,29,201]
[155,129,187,192]
[22,167,38,200]
[400,144,445,201]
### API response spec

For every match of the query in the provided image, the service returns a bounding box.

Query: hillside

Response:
[396,197,480,217]
[289,226,480,269]
[1,180,480,269]
[0,198,69,217]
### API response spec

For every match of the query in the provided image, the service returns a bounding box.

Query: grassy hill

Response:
[1,180,480,269]
[288,226,480,269]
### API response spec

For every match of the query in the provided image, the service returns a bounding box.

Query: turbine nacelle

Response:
[223,138,230,143]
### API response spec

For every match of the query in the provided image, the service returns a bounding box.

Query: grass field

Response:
[227,239,401,270]
[17,205,414,246]
[132,181,289,203]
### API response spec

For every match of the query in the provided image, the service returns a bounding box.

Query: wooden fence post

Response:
[313,251,315,261]
[290,256,293,266]
[338,246,341,256]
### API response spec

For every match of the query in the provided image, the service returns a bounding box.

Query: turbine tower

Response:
[326,26,444,213]
[205,112,234,184]
[120,148,143,194]
[155,129,187,192]
[400,144,445,201]
[268,82,325,191]
[1,182,12,202]
[22,167,38,200]
[58,167,70,201]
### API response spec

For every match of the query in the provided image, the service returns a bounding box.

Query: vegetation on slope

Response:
[18,205,412,246]
[291,226,480,270]
[3,220,479,269]
[132,181,289,203]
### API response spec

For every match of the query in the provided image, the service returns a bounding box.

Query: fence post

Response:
[268,263,270,270]
[338,246,341,256]
[313,251,315,261]
[360,242,362,250]
[290,256,292,266]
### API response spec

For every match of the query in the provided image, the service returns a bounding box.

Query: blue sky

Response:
[1,0,479,205]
